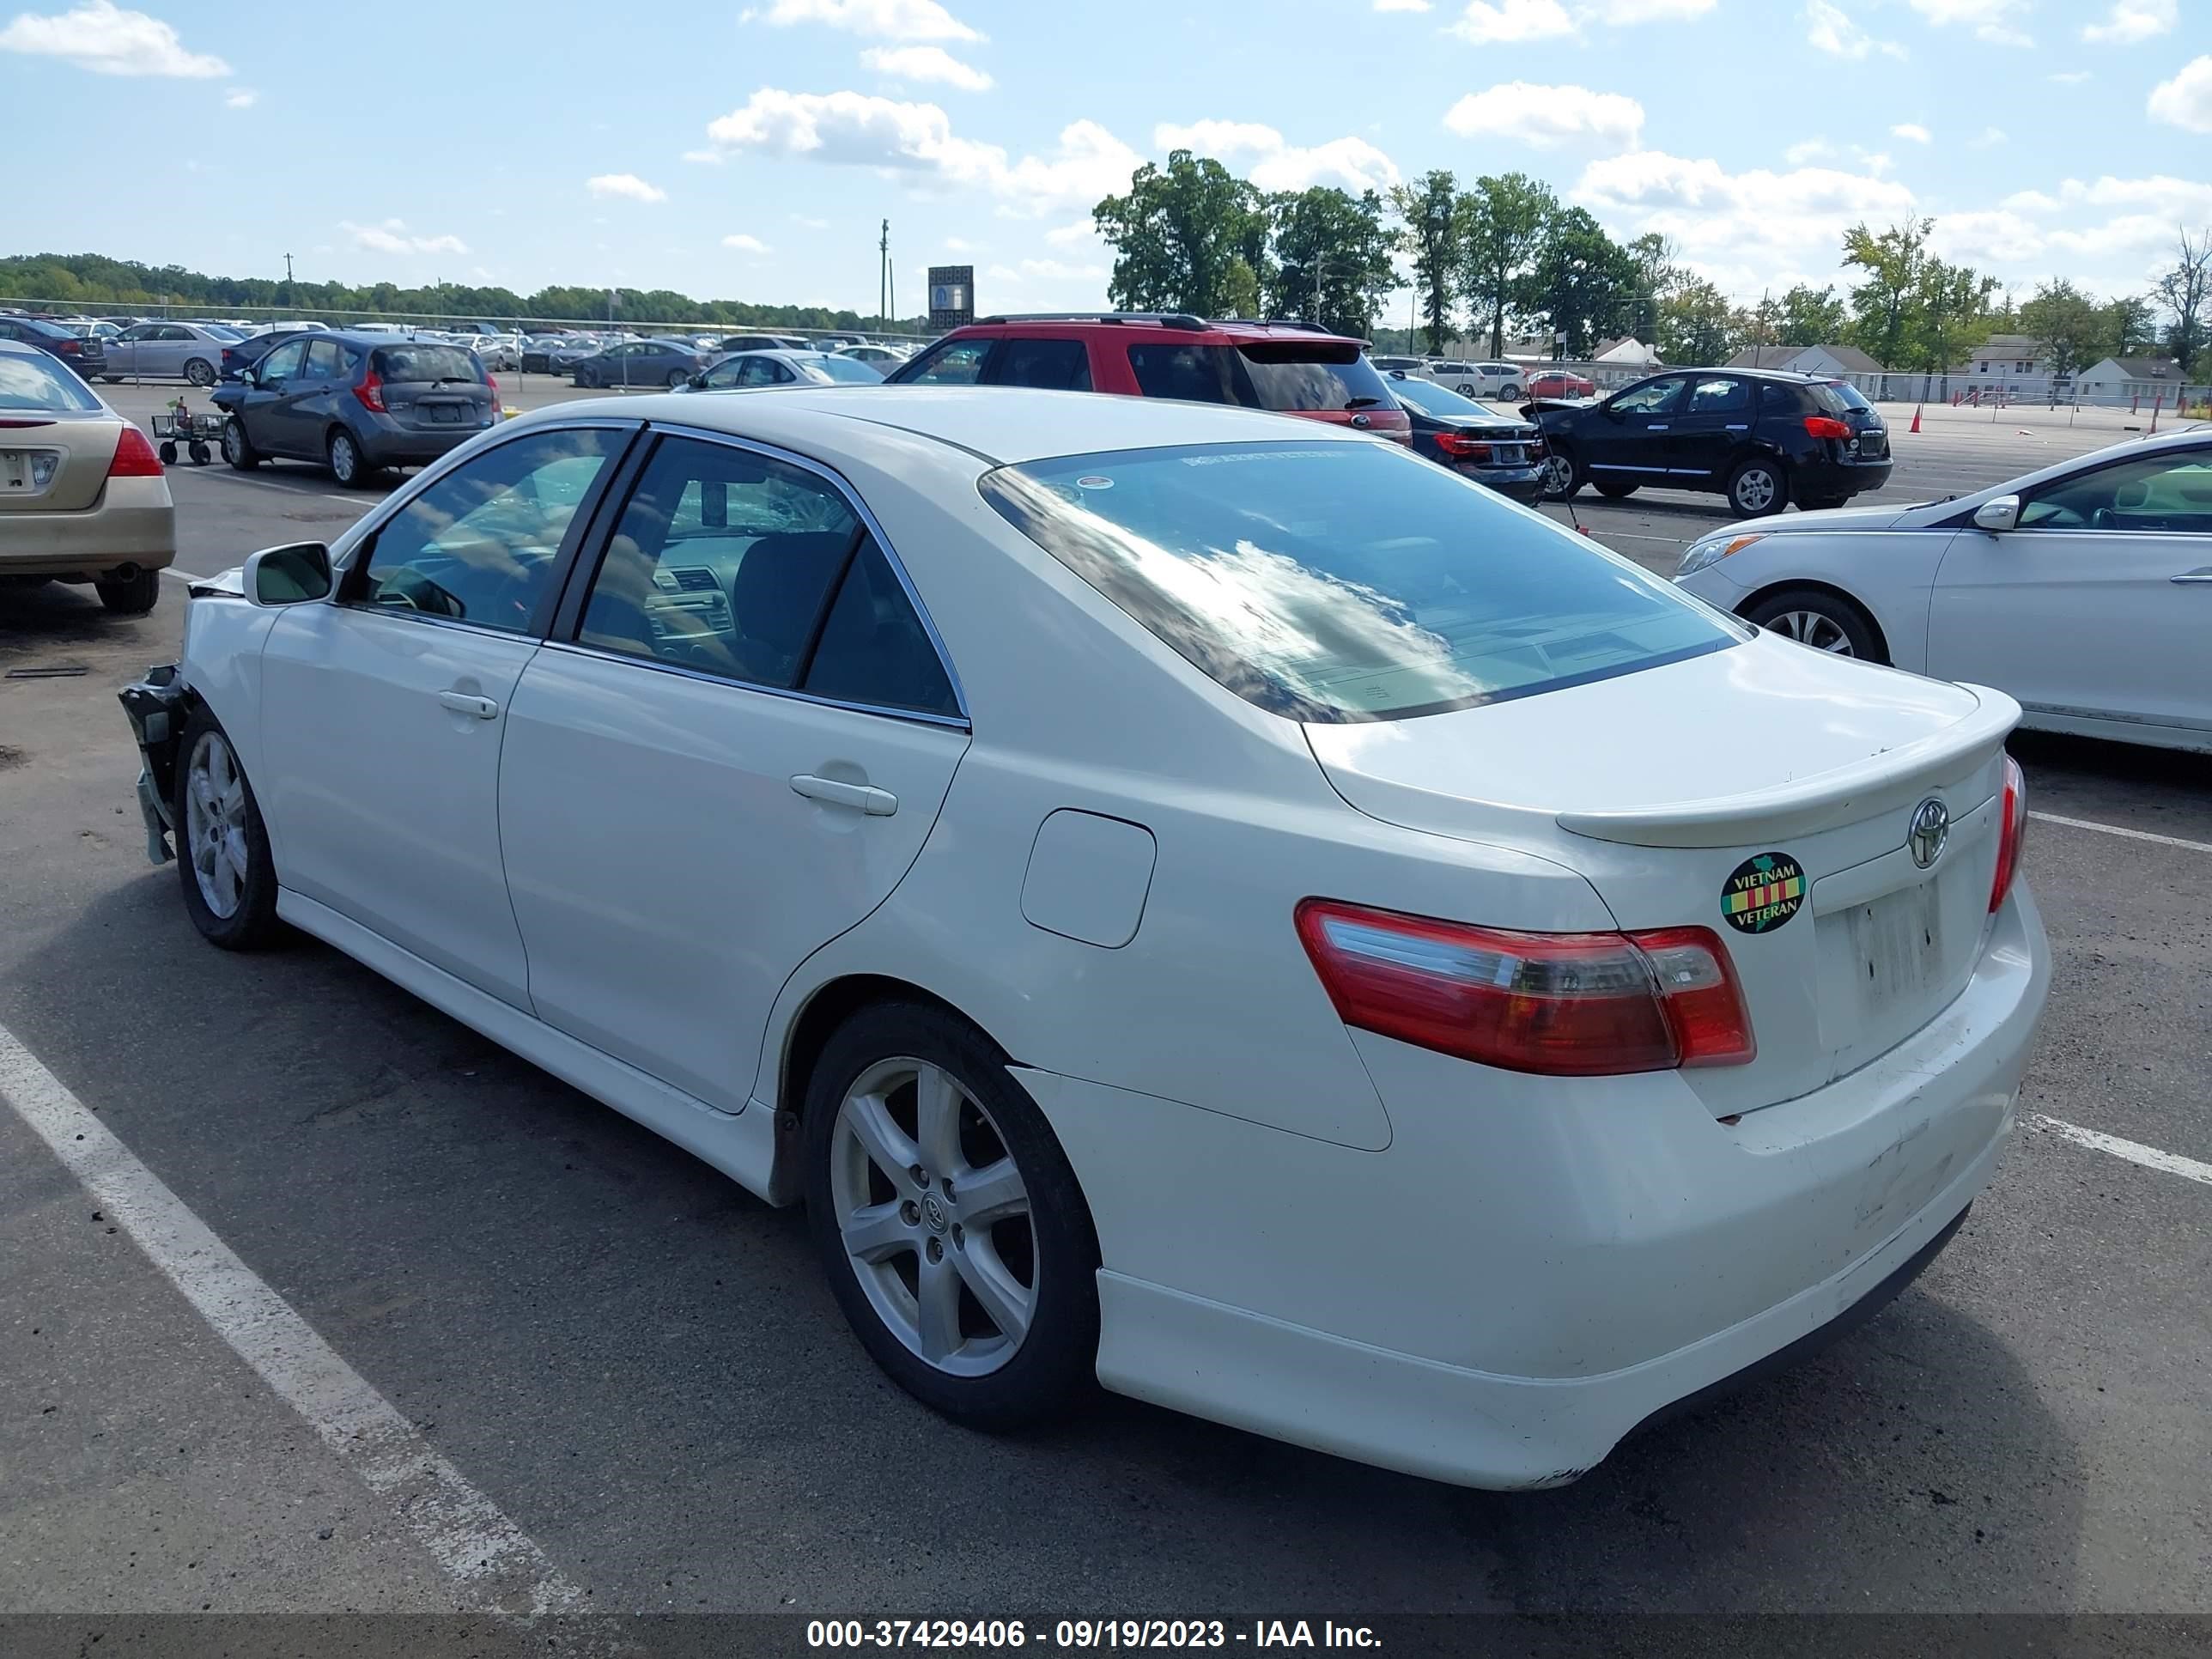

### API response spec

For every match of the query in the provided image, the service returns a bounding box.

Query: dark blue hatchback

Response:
[212,331,495,487]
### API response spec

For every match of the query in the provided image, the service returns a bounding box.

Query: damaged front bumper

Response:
[118,663,189,866]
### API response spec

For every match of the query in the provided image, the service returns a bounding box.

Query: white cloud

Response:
[342,219,468,257]
[222,86,253,108]
[586,173,667,202]
[1044,216,1097,246]
[860,43,991,89]
[791,213,831,228]
[0,0,227,76]
[705,89,1139,215]
[1890,121,1931,142]
[942,236,977,252]
[1373,0,1430,9]
[1586,0,1713,17]
[2048,70,2093,82]
[1447,0,1572,44]
[1927,210,2045,263]
[1784,137,1834,164]
[721,234,772,252]
[1903,0,2031,46]
[1154,119,1401,191]
[1443,82,1644,151]
[1969,125,2006,147]
[2082,0,2175,43]
[760,0,981,42]
[681,148,724,164]
[1804,0,1905,58]
[2148,55,2212,132]
[2013,173,2212,222]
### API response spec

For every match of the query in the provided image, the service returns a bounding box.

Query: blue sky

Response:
[4,0,2208,322]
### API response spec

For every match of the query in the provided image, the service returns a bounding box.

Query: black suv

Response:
[1530,368,1889,518]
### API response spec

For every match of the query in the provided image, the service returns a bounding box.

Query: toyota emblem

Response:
[1907,798,1950,869]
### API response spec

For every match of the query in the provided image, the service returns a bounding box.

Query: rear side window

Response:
[814,356,883,383]
[374,343,481,385]
[896,339,991,385]
[0,352,102,411]
[984,337,1091,392]
[1126,343,1389,413]
[1685,376,1750,413]
[1759,380,1813,415]
[980,441,1735,723]
[1810,380,1873,414]
[800,537,960,716]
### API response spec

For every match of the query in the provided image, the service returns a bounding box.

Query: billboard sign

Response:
[927,265,975,331]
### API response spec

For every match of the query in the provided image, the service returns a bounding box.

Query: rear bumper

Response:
[1456,462,1545,502]
[355,416,491,467]
[0,482,175,577]
[1027,883,2050,1489]
[1801,453,1893,497]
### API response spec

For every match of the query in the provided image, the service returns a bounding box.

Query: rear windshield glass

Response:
[1125,343,1392,413]
[373,344,483,385]
[814,356,883,382]
[979,441,1735,723]
[1811,380,1873,414]
[0,353,104,411]
[1386,375,1486,417]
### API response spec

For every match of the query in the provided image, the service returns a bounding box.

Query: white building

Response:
[2074,355,2191,407]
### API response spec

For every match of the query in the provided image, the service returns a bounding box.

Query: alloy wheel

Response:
[1765,609,1856,654]
[1540,453,1575,497]
[828,1056,1037,1378]
[1734,466,1778,513]
[185,731,250,919]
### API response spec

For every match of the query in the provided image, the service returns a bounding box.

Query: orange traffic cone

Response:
[1909,404,1922,434]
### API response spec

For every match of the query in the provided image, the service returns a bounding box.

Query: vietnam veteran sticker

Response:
[1722,852,1805,934]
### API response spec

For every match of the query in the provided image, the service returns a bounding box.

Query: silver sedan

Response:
[101,321,242,386]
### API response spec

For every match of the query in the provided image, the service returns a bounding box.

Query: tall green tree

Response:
[1458,173,1555,359]
[1266,186,1397,335]
[1776,283,1848,346]
[1527,209,1638,359]
[1389,169,1461,355]
[1656,277,1737,365]
[2154,228,2209,373]
[2019,278,2109,380]
[1907,258,2000,374]
[1093,150,1271,318]
[1840,217,1933,369]
[2102,295,2156,356]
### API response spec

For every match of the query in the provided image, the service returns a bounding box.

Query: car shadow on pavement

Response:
[0,581,137,654]
[9,875,2086,1617]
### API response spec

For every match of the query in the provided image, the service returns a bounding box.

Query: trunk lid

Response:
[374,343,495,434]
[0,412,120,513]
[1303,635,2019,1114]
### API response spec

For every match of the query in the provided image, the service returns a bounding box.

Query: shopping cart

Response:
[151,410,223,466]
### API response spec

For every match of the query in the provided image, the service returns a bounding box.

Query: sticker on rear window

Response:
[1722,852,1805,934]
[1075,475,1113,489]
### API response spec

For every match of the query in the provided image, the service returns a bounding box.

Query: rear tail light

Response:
[1803,415,1852,440]
[56,337,83,356]
[1989,755,2027,913]
[1295,900,1755,1076]
[1435,433,1494,461]
[353,368,386,413]
[107,424,165,477]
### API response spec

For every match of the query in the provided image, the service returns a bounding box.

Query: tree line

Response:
[0,252,921,334]
[1093,155,2211,375]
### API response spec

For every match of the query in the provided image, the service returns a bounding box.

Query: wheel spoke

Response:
[915,1252,963,1361]
[952,1236,1032,1344]
[912,1063,964,1176]
[222,833,250,884]
[955,1157,1027,1228]
[842,1199,915,1265]
[842,1091,921,1196]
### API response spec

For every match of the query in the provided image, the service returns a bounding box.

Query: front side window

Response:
[1608,377,1686,416]
[980,441,1735,723]
[2020,448,2212,532]
[258,339,308,381]
[896,339,991,385]
[352,427,623,630]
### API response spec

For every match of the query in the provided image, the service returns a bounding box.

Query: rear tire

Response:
[327,428,376,489]
[1594,479,1638,500]
[1541,447,1583,501]
[1726,456,1790,518]
[96,568,161,615]
[666,368,690,388]
[1743,586,1884,662]
[158,441,179,465]
[173,709,284,951]
[222,417,262,470]
[804,1001,1100,1430]
[183,358,216,387]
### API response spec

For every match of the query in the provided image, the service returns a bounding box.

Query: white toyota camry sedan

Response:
[1675,426,2212,755]
[119,387,2050,1489]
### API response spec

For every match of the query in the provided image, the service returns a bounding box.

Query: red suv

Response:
[884,313,1411,442]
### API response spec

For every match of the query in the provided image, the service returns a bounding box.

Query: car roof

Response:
[546,384,1370,466]
[951,313,1365,347]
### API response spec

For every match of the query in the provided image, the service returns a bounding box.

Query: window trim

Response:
[551,419,971,728]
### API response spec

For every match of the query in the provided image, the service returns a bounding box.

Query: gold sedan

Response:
[0,340,176,615]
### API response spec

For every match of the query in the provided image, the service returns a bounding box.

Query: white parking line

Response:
[2033,1115,2212,1188]
[170,469,368,508]
[0,1020,589,1624]
[2029,811,2212,857]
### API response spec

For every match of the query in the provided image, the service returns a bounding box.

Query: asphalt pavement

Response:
[0,386,2206,1634]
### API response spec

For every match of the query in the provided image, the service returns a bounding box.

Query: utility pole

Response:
[879,220,890,333]
[283,252,294,284]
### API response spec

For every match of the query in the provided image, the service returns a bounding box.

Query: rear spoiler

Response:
[1557,685,2021,848]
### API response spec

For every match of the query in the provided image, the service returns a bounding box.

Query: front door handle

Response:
[790,774,897,816]
[2172,568,2212,584]
[1646,422,1669,430]
[437,690,500,719]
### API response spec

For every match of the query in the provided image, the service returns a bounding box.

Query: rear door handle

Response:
[1646,423,1669,430]
[436,690,500,720]
[1725,422,1750,430]
[790,774,897,816]
[2172,568,2212,584]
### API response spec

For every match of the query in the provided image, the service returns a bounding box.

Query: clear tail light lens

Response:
[1296,900,1755,1076]
[1990,755,2027,913]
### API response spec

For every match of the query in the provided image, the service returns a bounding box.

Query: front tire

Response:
[96,568,160,615]
[173,711,283,950]
[804,1001,1100,1429]
[1726,456,1789,518]
[183,357,216,387]
[1743,586,1884,661]
[223,417,261,470]
[1594,478,1638,500]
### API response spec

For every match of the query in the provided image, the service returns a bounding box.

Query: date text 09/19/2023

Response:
[805,1619,1382,1649]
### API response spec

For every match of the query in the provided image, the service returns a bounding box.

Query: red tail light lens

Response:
[107,424,165,477]
[1435,433,1494,461]
[1989,755,2027,913]
[353,368,386,413]
[1296,900,1755,1075]
[1803,415,1851,440]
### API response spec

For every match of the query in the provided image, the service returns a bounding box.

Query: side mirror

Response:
[245,542,332,606]
[238,368,257,386]
[685,372,706,390]
[1601,404,1625,422]
[1973,495,2021,532]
